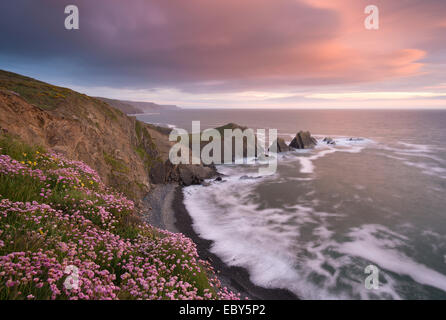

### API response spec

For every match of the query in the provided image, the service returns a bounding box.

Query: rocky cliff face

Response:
[0,70,162,202]
[0,70,218,201]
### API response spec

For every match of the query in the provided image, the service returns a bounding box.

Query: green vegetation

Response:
[0,70,122,122]
[0,134,237,300]
[0,70,76,110]
[103,152,129,173]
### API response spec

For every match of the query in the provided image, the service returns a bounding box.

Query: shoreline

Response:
[171,186,299,300]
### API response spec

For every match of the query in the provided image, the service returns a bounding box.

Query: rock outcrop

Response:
[289,131,317,149]
[323,137,336,145]
[150,160,217,186]
[193,123,263,163]
[269,137,291,153]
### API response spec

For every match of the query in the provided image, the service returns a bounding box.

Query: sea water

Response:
[138,109,446,299]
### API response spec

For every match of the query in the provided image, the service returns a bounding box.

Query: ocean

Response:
[137,109,446,299]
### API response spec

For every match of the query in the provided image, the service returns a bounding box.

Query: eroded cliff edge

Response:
[0,70,215,205]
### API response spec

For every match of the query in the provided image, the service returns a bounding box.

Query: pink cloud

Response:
[2,0,445,93]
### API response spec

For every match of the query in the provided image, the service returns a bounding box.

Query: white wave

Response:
[184,175,446,299]
[337,224,446,294]
[183,133,446,299]
[376,140,446,179]
[402,160,446,178]
[381,142,445,163]
[397,142,442,153]
[184,180,380,299]
[291,137,371,174]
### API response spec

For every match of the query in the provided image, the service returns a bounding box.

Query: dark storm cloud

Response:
[0,0,445,92]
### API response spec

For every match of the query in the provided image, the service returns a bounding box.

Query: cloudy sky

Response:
[1,0,446,108]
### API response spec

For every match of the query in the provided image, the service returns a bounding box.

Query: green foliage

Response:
[0,70,76,110]
[0,134,46,163]
[103,152,129,173]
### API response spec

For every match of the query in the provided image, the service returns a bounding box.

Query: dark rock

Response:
[203,123,263,163]
[150,159,217,186]
[348,137,364,141]
[269,138,291,153]
[289,131,317,149]
[149,161,167,184]
[323,137,336,145]
[215,176,223,181]
[178,164,216,186]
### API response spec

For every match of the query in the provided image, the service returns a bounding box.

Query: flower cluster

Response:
[0,147,239,300]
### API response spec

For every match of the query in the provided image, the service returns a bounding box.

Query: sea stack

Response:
[289,131,317,149]
[269,137,291,153]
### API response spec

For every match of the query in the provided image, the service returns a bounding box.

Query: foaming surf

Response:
[182,132,446,299]
[286,136,373,175]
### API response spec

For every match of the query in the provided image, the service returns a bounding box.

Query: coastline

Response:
[171,186,299,300]
[143,184,298,299]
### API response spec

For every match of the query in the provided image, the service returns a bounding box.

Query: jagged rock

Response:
[269,137,291,153]
[215,176,223,182]
[323,137,336,145]
[178,164,216,186]
[201,123,263,163]
[289,131,317,149]
[150,159,217,186]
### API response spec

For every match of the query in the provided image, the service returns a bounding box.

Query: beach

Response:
[143,184,298,300]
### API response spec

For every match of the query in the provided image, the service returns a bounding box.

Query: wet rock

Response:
[178,164,217,186]
[289,131,317,149]
[150,160,217,186]
[269,137,291,153]
[323,137,336,145]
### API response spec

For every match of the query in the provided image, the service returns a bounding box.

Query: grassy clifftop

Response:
[0,134,238,300]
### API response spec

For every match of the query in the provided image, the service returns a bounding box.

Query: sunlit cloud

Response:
[1,0,446,108]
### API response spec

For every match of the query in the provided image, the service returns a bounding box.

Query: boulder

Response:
[289,131,317,149]
[150,160,217,186]
[269,137,291,153]
[323,137,336,145]
[178,164,216,186]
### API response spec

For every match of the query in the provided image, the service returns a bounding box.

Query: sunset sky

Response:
[1,0,446,108]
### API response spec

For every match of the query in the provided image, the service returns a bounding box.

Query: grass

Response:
[1,134,236,300]
[103,152,129,174]
[0,70,122,123]
[134,120,161,173]
[0,70,76,111]
[0,133,46,163]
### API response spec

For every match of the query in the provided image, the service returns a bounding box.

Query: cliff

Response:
[0,70,206,203]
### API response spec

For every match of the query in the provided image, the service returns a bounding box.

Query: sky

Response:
[1,0,446,109]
